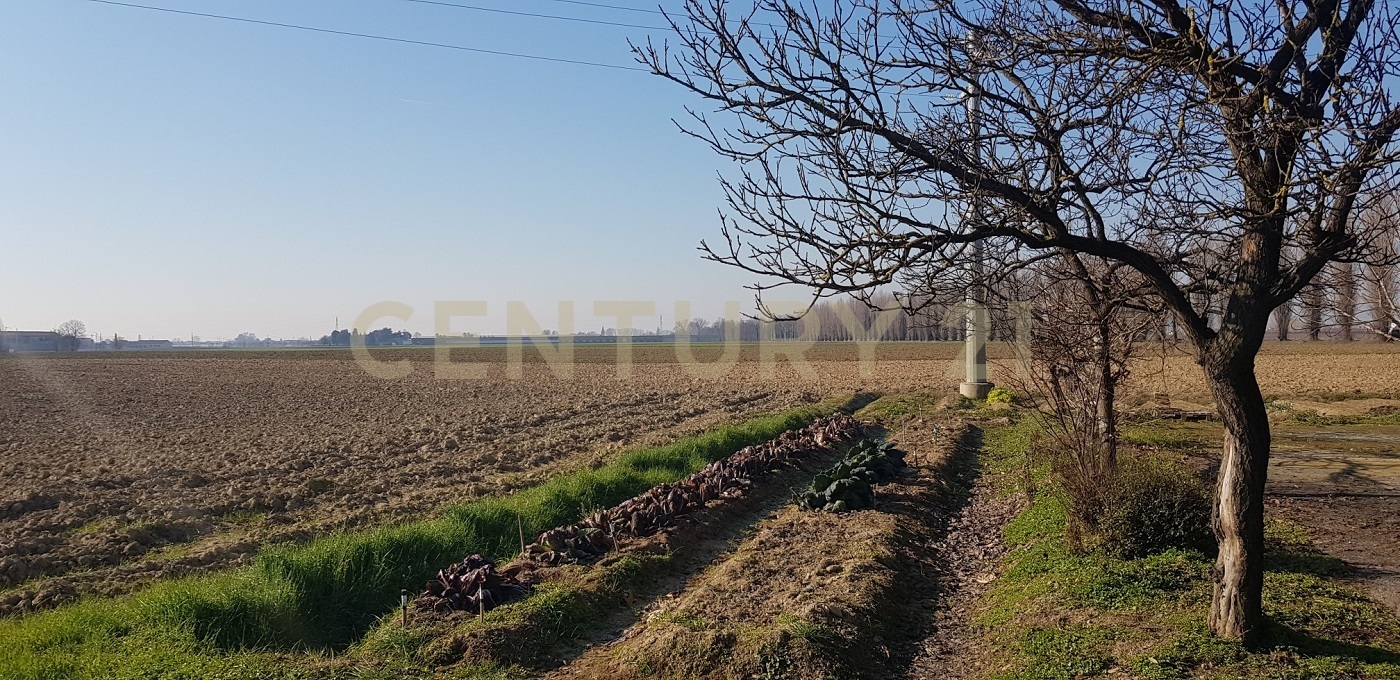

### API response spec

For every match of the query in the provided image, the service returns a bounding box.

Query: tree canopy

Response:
[641,0,1400,642]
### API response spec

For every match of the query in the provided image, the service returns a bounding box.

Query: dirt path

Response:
[905,433,1023,680]
[1267,426,1400,614]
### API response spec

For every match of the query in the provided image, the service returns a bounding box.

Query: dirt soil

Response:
[1124,340,1400,403]
[550,418,973,679]
[906,449,1025,679]
[1268,425,1400,614]
[0,350,780,614]
[427,432,859,673]
[0,346,964,615]
[1,341,1392,616]
[1140,419,1400,616]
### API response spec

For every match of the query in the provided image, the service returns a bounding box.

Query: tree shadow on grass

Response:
[1265,624,1400,666]
[1264,549,1353,578]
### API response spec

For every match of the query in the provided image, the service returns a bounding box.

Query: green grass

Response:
[853,393,944,420]
[971,419,1400,680]
[773,613,835,644]
[1121,423,1212,451]
[68,520,112,536]
[852,390,1020,422]
[0,396,858,679]
[1003,626,1115,680]
[222,510,270,526]
[1278,409,1400,426]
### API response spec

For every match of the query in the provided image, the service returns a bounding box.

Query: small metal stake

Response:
[518,514,527,555]
[400,589,409,627]
[477,583,485,620]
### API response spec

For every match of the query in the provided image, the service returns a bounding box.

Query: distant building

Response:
[123,339,174,350]
[0,331,61,352]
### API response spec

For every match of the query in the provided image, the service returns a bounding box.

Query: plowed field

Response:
[1,341,1394,613]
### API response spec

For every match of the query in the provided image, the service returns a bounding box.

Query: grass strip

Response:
[972,419,1400,680]
[0,395,859,679]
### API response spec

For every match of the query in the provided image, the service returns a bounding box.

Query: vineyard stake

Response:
[477,583,485,620]
[517,514,526,555]
[400,589,409,627]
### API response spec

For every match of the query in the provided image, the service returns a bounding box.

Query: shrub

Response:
[1099,459,1214,559]
[985,386,1018,406]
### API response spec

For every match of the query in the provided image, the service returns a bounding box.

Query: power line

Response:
[396,0,668,31]
[531,0,783,29]
[534,0,667,16]
[80,0,648,71]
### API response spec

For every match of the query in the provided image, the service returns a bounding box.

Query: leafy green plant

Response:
[796,439,907,512]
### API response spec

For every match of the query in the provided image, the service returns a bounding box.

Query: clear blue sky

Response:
[0,0,777,340]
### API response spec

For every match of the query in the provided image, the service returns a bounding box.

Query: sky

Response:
[0,0,783,340]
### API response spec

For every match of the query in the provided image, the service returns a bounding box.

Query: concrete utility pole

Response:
[960,79,994,401]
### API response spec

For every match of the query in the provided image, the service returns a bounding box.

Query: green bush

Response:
[986,386,1018,406]
[1099,460,1214,559]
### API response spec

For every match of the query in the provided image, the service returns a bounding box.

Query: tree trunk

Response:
[1273,302,1291,341]
[1202,354,1271,643]
[1335,263,1356,342]
[1302,286,1324,341]
[1096,319,1118,469]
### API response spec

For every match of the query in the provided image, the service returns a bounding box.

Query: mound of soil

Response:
[552,418,977,679]
[395,429,860,673]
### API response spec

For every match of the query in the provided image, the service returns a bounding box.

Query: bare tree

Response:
[53,320,87,352]
[1367,262,1400,338]
[1017,255,1159,548]
[1334,262,1359,341]
[641,0,1400,640]
[1334,201,1400,337]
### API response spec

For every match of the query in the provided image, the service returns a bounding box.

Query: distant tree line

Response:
[676,259,1400,345]
[1269,260,1400,341]
[676,294,976,342]
[319,328,412,347]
